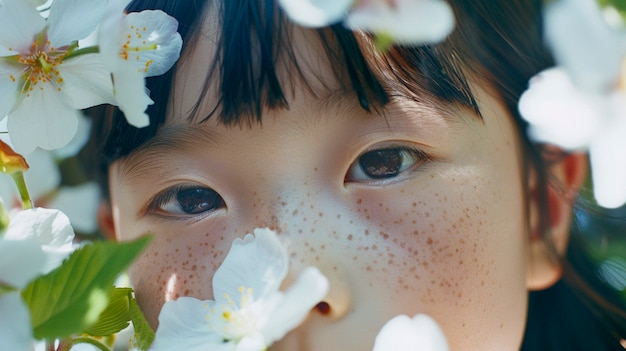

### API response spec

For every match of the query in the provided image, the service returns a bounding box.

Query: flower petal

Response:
[46,0,107,46]
[261,266,329,344]
[52,113,92,159]
[588,93,626,208]
[518,68,603,150]
[8,88,79,153]
[0,292,34,351]
[0,238,45,287]
[153,297,232,351]
[59,55,116,109]
[544,0,624,91]
[111,64,152,128]
[119,10,183,77]
[0,60,22,117]
[278,0,352,27]
[372,314,449,351]
[0,0,45,54]
[4,208,75,273]
[213,228,288,304]
[23,149,61,200]
[48,182,101,233]
[345,0,455,44]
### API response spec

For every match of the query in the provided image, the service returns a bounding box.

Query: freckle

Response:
[425,212,430,218]
[364,230,369,236]
[192,265,197,271]
[319,212,324,217]
[347,234,353,241]
[413,230,419,236]
[184,289,190,295]
[366,266,372,271]
[371,244,378,250]
[336,214,341,219]
[412,202,417,207]
[427,237,433,245]
[356,198,362,204]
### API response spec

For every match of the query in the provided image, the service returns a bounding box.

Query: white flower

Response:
[277,0,353,27]
[0,116,101,233]
[0,208,75,351]
[278,0,455,45]
[98,0,183,128]
[152,228,329,351]
[345,0,455,45]
[543,0,624,92]
[519,0,626,208]
[372,314,449,351]
[0,292,34,351]
[0,207,75,288]
[0,0,115,154]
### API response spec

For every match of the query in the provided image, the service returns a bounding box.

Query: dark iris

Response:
[177,188,223,214]
[358,149,404,179]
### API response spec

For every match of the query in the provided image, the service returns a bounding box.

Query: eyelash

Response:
[345,144,431,183]
[144,183,224,220]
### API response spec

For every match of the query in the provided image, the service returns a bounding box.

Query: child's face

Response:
[108,25,532,350]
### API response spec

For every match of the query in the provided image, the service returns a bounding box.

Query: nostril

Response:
[315,301,331,315]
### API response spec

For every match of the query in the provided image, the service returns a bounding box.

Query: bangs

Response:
[94,0,548,167]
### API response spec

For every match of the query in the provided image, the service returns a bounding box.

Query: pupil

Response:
[359,149,403,179]
[177,188,221,214]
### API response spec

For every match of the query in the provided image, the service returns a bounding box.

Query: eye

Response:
[147,185,224,217]
[346,146,428,182]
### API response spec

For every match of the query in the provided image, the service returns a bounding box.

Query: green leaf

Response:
[129,296,155,351]
[21,236,151,340]
[83,287,133,336]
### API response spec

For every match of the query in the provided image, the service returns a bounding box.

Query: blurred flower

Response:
[0,0,114,154]
[0,116,101,233]
[518,0,626,208]
[345,0,455,45]
[0,207,75,351]
[152,228,329,351]
[372,314,449,351]
[98,0,183,127]
[0,292,34,351]
[278,0,455,46]
[277,0,352,27]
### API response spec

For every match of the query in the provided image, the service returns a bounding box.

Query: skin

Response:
[107,20,547,351]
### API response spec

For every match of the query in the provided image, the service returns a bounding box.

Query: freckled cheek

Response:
[125,226,232,327]
[349,182,499,304]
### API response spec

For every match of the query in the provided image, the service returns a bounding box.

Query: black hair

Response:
[87,0,626,349]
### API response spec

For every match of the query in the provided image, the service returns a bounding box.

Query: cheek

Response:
[123,221,232,327]
[349,171,528,346]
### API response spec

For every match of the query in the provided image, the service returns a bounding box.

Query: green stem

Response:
[70,337,112,351]
[11,171,32,209]
[64,46,100,60]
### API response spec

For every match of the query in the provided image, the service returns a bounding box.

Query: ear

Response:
[97,200,118,241]
[527,151,587,290]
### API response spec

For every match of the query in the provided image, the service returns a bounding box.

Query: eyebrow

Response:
[118,85,474,183]
[118,124,222,182]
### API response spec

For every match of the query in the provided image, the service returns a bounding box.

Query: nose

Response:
[243,185,354,321]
